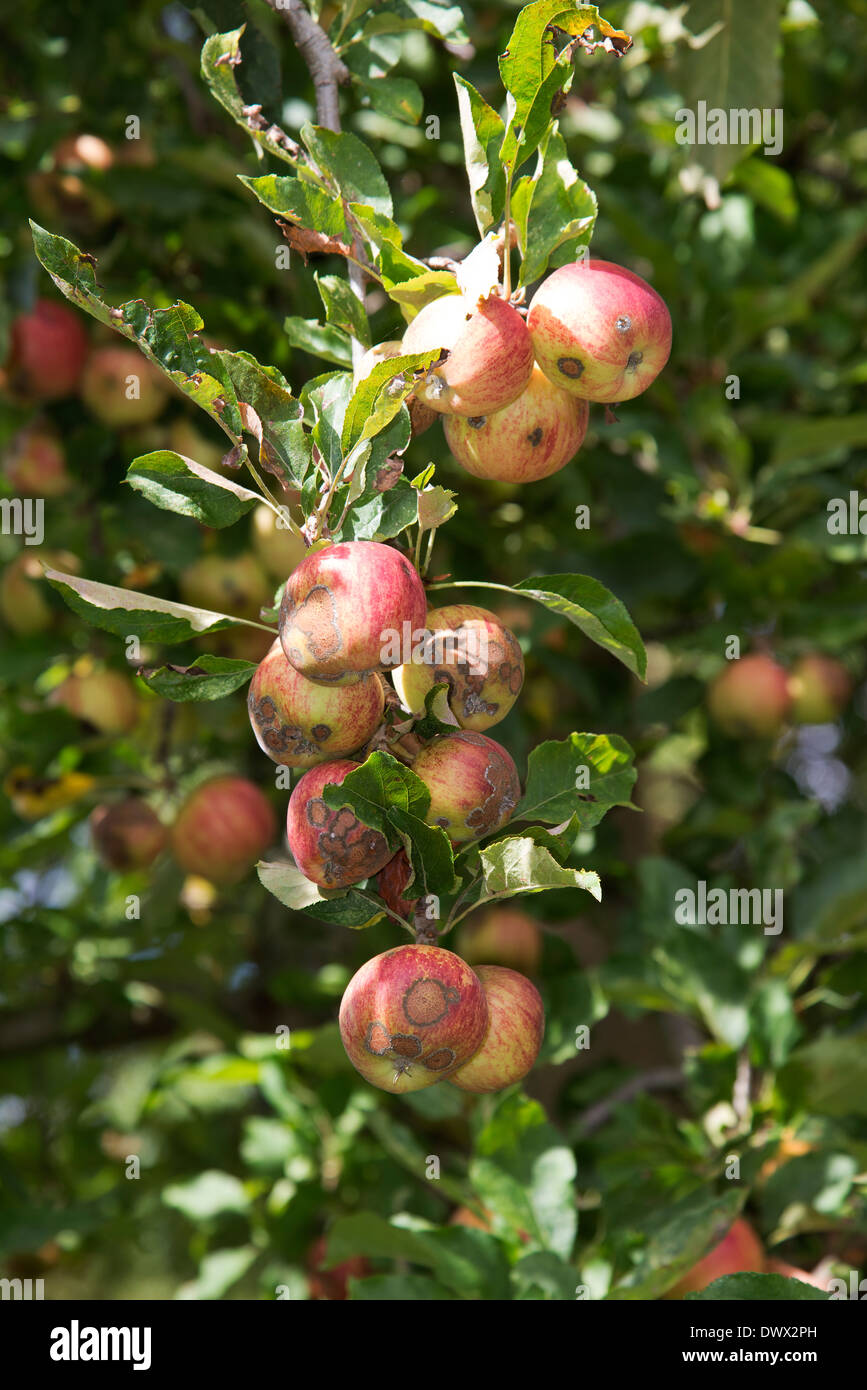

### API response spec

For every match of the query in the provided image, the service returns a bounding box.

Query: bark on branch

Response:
[265,0,349,132]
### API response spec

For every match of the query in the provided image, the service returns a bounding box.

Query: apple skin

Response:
[401,293,534,417]
[6,299,89,400]
[707,654,792,738]
[80,346,168,427]
[90,799,167,871]
[355,340,437,436]
[765,1258,829,1291]
[179,553,271,619]
[53,133,114,171]
[457,907,542,974]
[377,848,414,920]
[412,730,520,843]
[528,259,672,403]
[2,424,71,497]
[444,365,589,482]
[449,965,545,1093]
[664,1217,765,1298]
[171,775,276,885]
[250,504,307,581]
[287,759,394,889]
[393,604,524,732]
[56,668,140,735]
[0,548,78,635]
[788,655,852,724]
[306,1236,370,1300]
[338,944,488,1094]
[279,540,427,686]
[248,639,384,768]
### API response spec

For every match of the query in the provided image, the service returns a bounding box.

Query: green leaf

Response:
[386,806,457,903]
[453,74,507,236]
[239,173,349,241]
[512,1250,578,1300]
[301,124,392,217]
[478,838,602,902]
[336,475,419,543]
[517,732,638,826]
[355,74,424,125]
[358,0,468,44]
[686,1273,830,1302]
[126,451,260,527]
[514,574,647,679]
[340,350,438,454]
[316,273,372,348]
[321,751,430,839]
[256,861,384,928]
[162,1170,250,1221]
[201,27,299,167]
[43,568,260,645]
[607,1189,743,1299]
[350,1274,455,1299]
[219,351,311,489]
[136,655,255,702]
[513,130,597,286]
[348,204,431,288]
[177,1246,258,1301]
[471,1092,578,1258]
[780,1032,867,1119]
[284,316,353,367]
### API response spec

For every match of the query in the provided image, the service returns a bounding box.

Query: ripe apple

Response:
[788,654,852,724]
[168,417,234,475]
[354,339,437,436]
[2,423,71,496]
[338,943,488,1093]
[55,667,140,735]
[0,548,77,635]
[279,540,427,686]
[412,730,520,843]
[457,906,542,974]
[287,759,395,888]
[306,1235,370,1300]
[449,965,544,1093]
[250,504,307,581]
[53,133,114,172]
[765,1258,830,1291]
[664,1217,765,1298]
[6,299,88,400]
[248,639,384,767]
[444,365,589,482]
[171,775,276,885]
[528,259,672,403]
[377,848,414,920]
[401,292,534,417]
[393,604,524,732]
[707,654,791,738]
[80,346,168,427]
[89,799,167,871]
[179,553,271,619]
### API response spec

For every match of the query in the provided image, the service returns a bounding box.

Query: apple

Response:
[168,417,234,475]
[412,730,520,843]
[179,553,271,619]
[393,604,524,732]
[55,667,140,735]
[250,504,307,581]
[80,346,168,426]
[248,639,384,767]
[354,339,437,436]
[6,299,88,400]
[53,133,114,172]
[279,540,427,686]
[0,548,77,635]
[376,848,414,920]
[664,1217,765,1298]
[89,798,167,871]
[287,759,395,888]
[788,654,852,724]
[449,965,544,1093]
[707,654,792,738]
[338,943,488,1093]
[528,259,672,403]
[401,292,534,417]
[171,775,276,885]
[2,423,71,496]
[457,906,542,974]
[444,365,589,482]
[306,1235,370,1300]
[765,1258,830,1291]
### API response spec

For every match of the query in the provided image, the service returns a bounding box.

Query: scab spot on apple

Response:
[527,426,543,447]
[283,584,343,664]
[557,356,584,379]
[615,314,632,333]
[389,1033,423,1059]
[306,799,391,887]
[403,977,460,1027]
[422,1047,457,1072]
[365,1021,393,1055]
[467,416,486,430]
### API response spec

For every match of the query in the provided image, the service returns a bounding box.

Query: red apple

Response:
[171,775,276,885]
[449,965,544,1093]
[393,604,524,732]
[707,654,791,738]
[6,299,88,400]
[528,259,672,403]
[248,639,384,767]
[457,906,542,974]
[89,799,167,871]
[286,759,394,889]
[765,1257,830,1291]
[664,1217,765,1298]
[787,655,852,724]
[401,292,534,417]
[279,540,427,686]
[444,365,589,482]
[2,423,71,496]
[377,849,414,920]
[80,346,168,426]
[55,667,141,735]
[412,730,520,843]
[338,943,488,1093]
[306,1235,370,1300]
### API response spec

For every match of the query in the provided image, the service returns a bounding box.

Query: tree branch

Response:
[576,1067,684,1136]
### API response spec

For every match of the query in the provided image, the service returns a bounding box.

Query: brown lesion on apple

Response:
[557,357,584,379]
[626,351,643,372]
[434,627,523,724]
[307,800,391,887]
[248,691,327,759]
[467,416,486,429]
[402,976,460,1027]
[527,426,544,447]
[461,731,519,836]
[422,1047,457,1072]
[280,583,343,668]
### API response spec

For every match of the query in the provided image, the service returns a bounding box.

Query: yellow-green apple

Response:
[449,965,544,1092]
[168,417,233,475]
[664,1217,765,1298]
[401,292,534,416]
[787,655,852,724]
[528,259,672,403]
[6,300,88,400]
[2,423,71,496]
[393,604,524,731]
[179,552,271,620]
[354,339,437,436]
[457,906,542,974]
[90,798,167,871]
[0,548,77,635]
[444,365,589,482]
[80,345,168,426]
[171,775,276,884]
[55,667,140,735]
[377,848,414,920]
[338,943,488,1093]
[248,639,384,767]
[250,503,306,580]
[707,654,791,737]
[412,730,520,843]
[287,759,394,888]
[279,540,427,686]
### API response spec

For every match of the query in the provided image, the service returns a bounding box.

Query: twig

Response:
[576,1067,684,1136]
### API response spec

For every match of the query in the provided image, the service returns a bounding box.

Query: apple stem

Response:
[414,904,439,946]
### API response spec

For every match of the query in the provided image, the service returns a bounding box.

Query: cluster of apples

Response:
[243,536,544,1094]
[357,258,672,483]
[708,652,853,738]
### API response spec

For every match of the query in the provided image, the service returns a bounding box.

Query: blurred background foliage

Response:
[0,0,865,1300]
